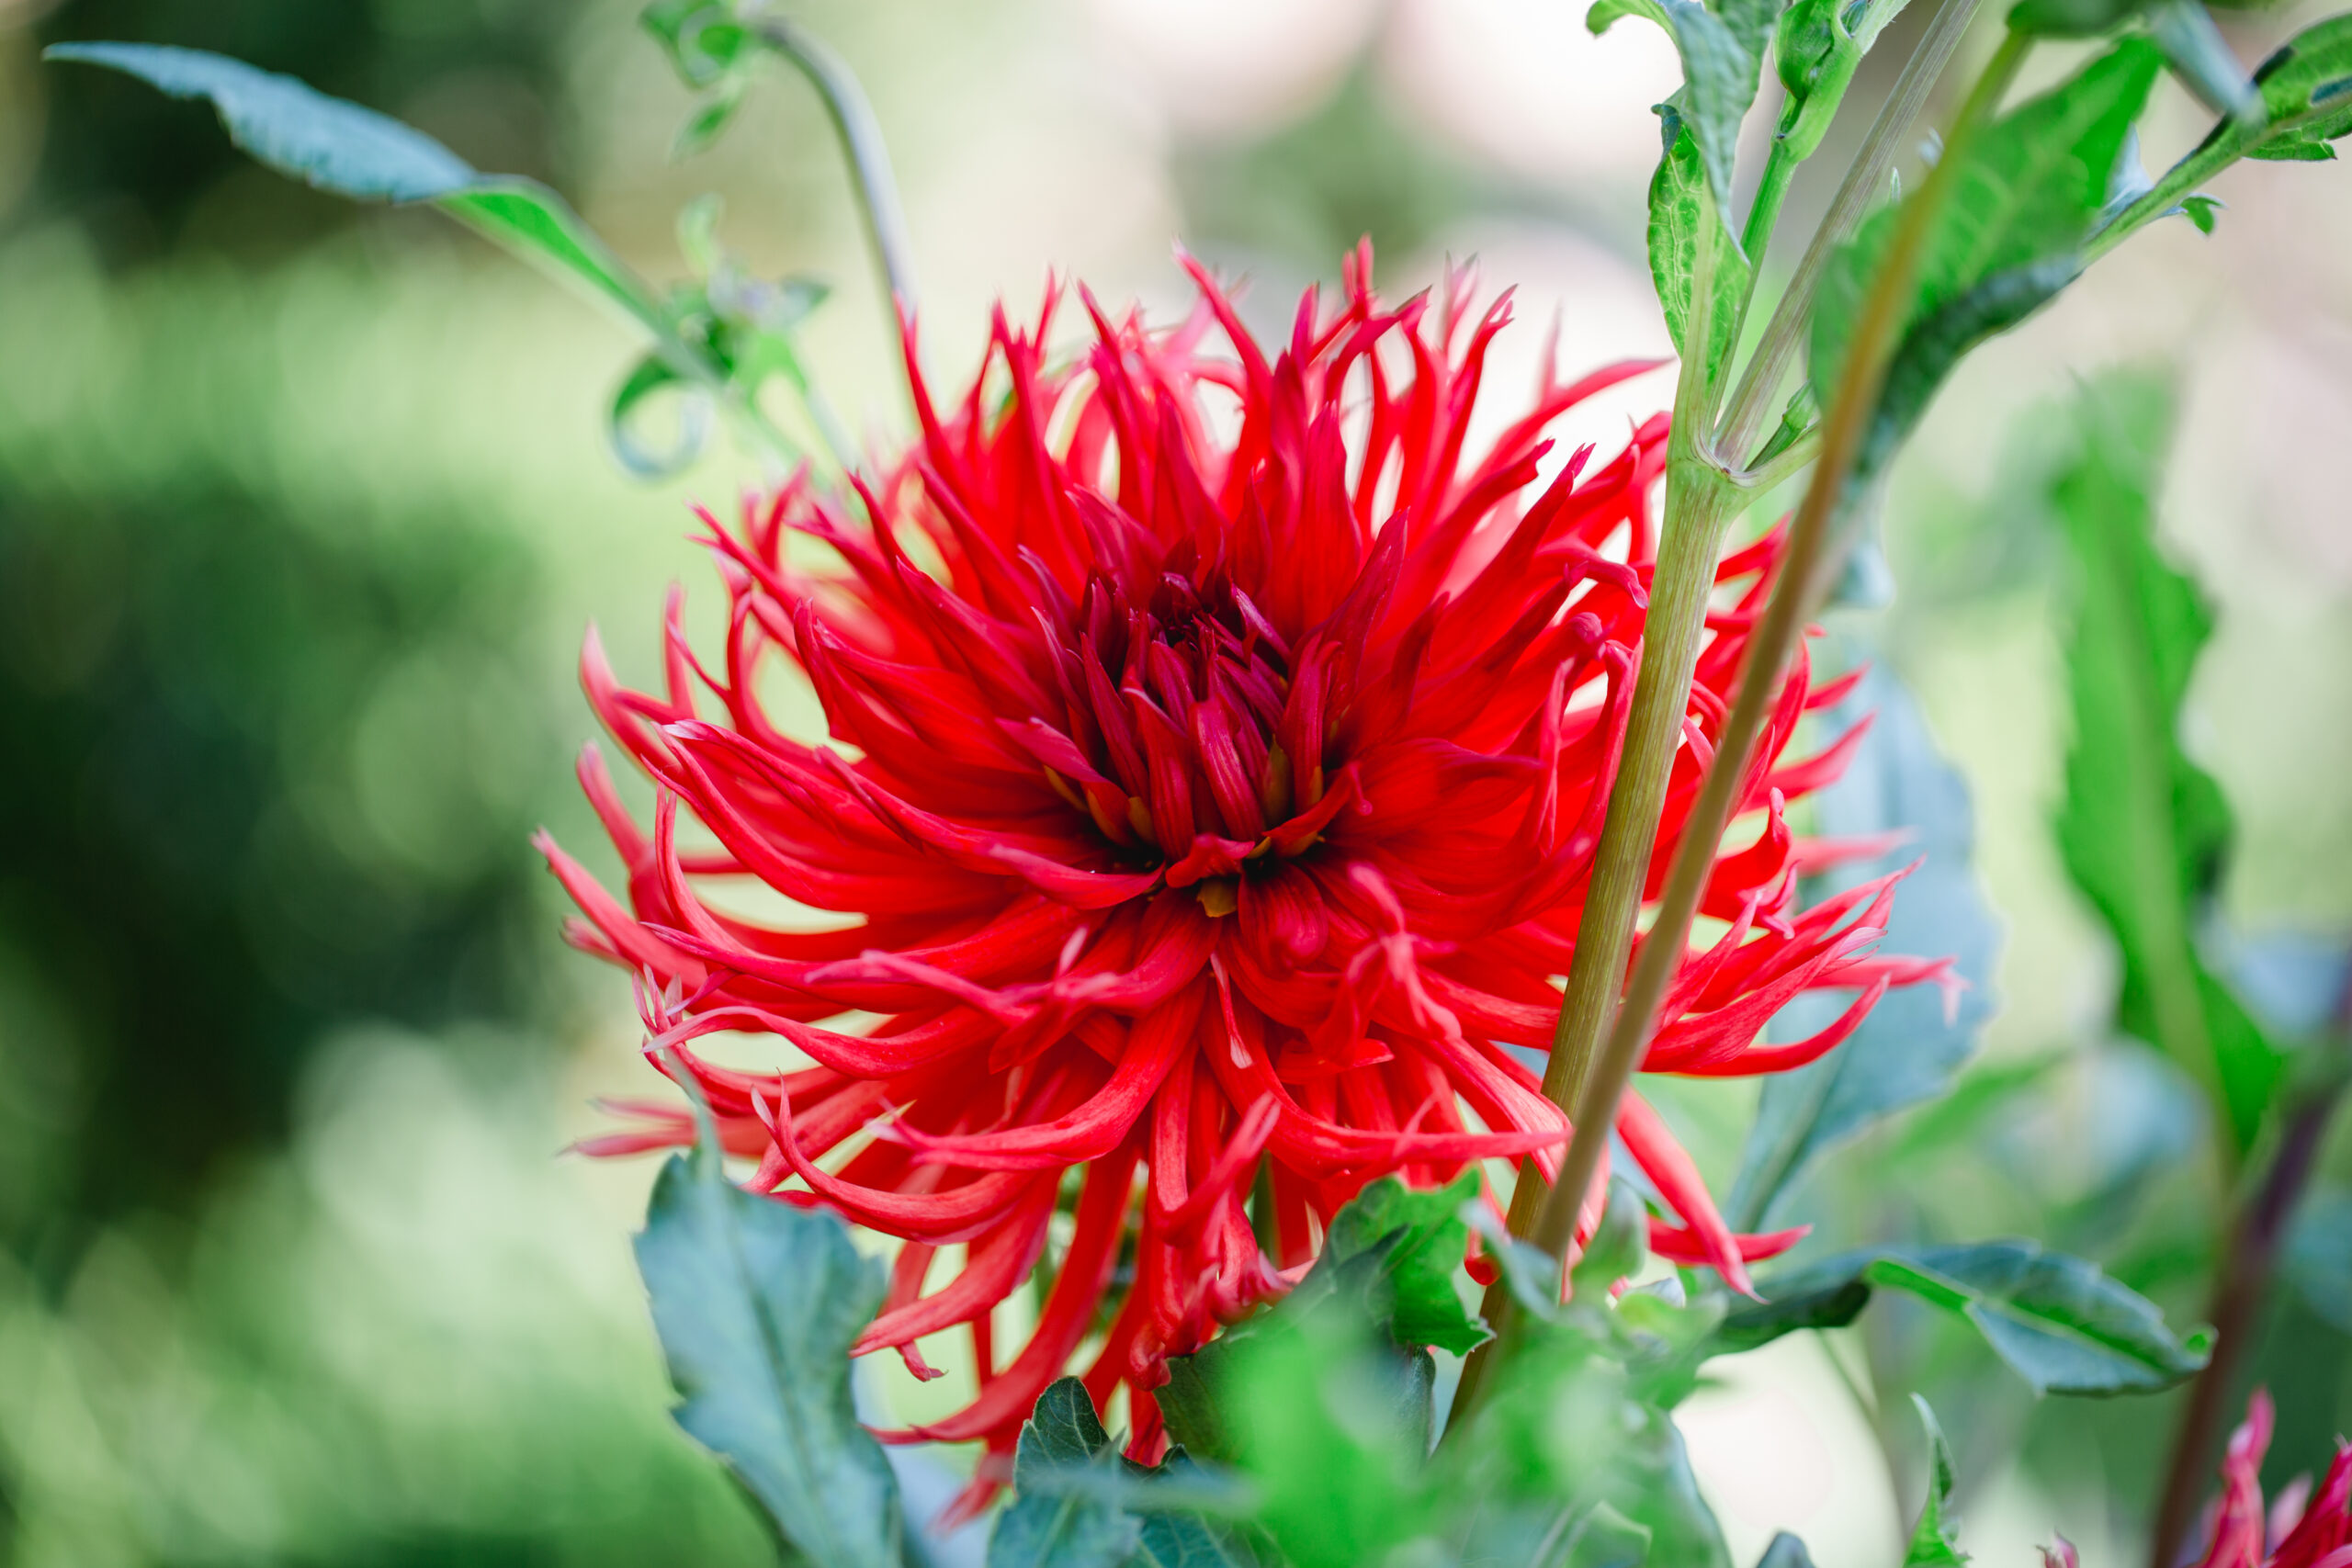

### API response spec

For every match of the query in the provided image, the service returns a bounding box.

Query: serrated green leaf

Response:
[1776,0,1915,162]
[2051,374,2286,1149]
[1903,1397,1967,1568]
[1589,0,1761,213]
[1728,666,1998,1229]
[989,1381,1144,1568]
[1714,1238,2210,1393]
[634,1144,905,1568]
[2244,17,2352,155]
[1320,1171,1489,1355]
[1649,126,1751,378]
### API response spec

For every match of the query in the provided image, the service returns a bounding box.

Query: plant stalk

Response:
[1525,25,2031,1271]
[2148,984,2352,1568]
[1714,0,1987,465]
[1448,186,1742,1434]
[752,18,921,326]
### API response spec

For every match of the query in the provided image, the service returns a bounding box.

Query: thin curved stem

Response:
[752,18,921,331]
[1527,26,2031,1269]
[1714,0,1986,465]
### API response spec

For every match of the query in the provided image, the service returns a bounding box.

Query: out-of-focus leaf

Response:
[1560,1504,1656,1568]
[44,41,472,199]
[1589,0,1760,212]
[642,0,754,84]
[1812,40,2160,464]
[2179,194,2224,231]
[2287,1190,2352,1335]
[1715,1239,2211,1393]
[1649,125,1751,378]
[1903,1397,1968,1568]
[1889,1053,2066,1161]
[2051,373,2285,1150]
[1572,1180,1653,1298]
[1757,1531,1821,1568]
[1776,0,1914,162]
[635,1134,905,1568]
[988,1381,1143,1568]
[608,354,714,479]
[2146,0,2261,121]
[44,45,683,351]
[2223,933,2352,1040]
[1729,665,2000,1229]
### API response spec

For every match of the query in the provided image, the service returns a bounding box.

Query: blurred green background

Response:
[0,1,2346,1565]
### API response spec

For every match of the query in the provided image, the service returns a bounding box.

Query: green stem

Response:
[1448,192,1742,1435]
[1714,0,1987,464]
[1525,25,2031,1273]
[752,18,921,329]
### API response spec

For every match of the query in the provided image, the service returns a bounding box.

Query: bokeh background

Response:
[0,1,2346,1564]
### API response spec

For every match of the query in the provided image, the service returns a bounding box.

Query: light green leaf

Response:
[1903,1397,1967,1568]
[45,41,473,199]
[1776,0,1914,162]
[2051,373,2286,1149]
[1589,0,1761,213]
[2242,15,2352,160]
[45,44,681,348]
[634,1141,905,1568]
[1713,1239,2211,1394]
[989,1381,1145,1568]
[1319,1170,1489,1355]
[1649,126,1751,377]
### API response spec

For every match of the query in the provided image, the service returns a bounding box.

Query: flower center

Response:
[1032,570,1338,888]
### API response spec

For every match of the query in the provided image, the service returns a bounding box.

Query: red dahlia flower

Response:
[540,246,1946,1493]
[2181,1391,2352,1568]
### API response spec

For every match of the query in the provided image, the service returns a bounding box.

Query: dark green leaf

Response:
[1813,40,2160,420]
[1716,1239,2211,1394]
[1589,0,1761,212]
[2287,1190,2352,1336]
[45,41,474,200]
[1649,126,1752,378]
[2051,373,2285,1148]
[1728,665,1999,1228]
[634,1144,905,1568]
[989,1381,1144,1568]
[1902,1397,1967,1568]
[1776,0,1915,162]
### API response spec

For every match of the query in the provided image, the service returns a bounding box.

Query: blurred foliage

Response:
[28,0,578,262]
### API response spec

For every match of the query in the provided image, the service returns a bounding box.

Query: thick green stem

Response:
[1714,0,1986,464]
[1448,195,1741,1433]
[1524,24,2031,1281]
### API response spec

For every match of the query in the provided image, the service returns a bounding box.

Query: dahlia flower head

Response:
[541,245,1948,1487]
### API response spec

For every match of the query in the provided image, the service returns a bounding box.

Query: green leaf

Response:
[45,41,475,198]
[1903,1397,1967,1568]
[44,44,682,351]
[1728,666,1999,1229]
[1589,0,1761,212]
[1318,1170,1489,1355]
[2179,193,2224,231]
[989,1381,1145,1568]
[1715,1239,2211,1394]
[1572,1180,1653,1298]
[1811,41,2160,497]
[1649,125,1752,378]
[643,0,755,85]
[2242,15,2352,159]
[2051,373,2286,1149]
[634,1142,905,1568]
[1776,0,1915,162]
[2287,1190,2352,1336]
